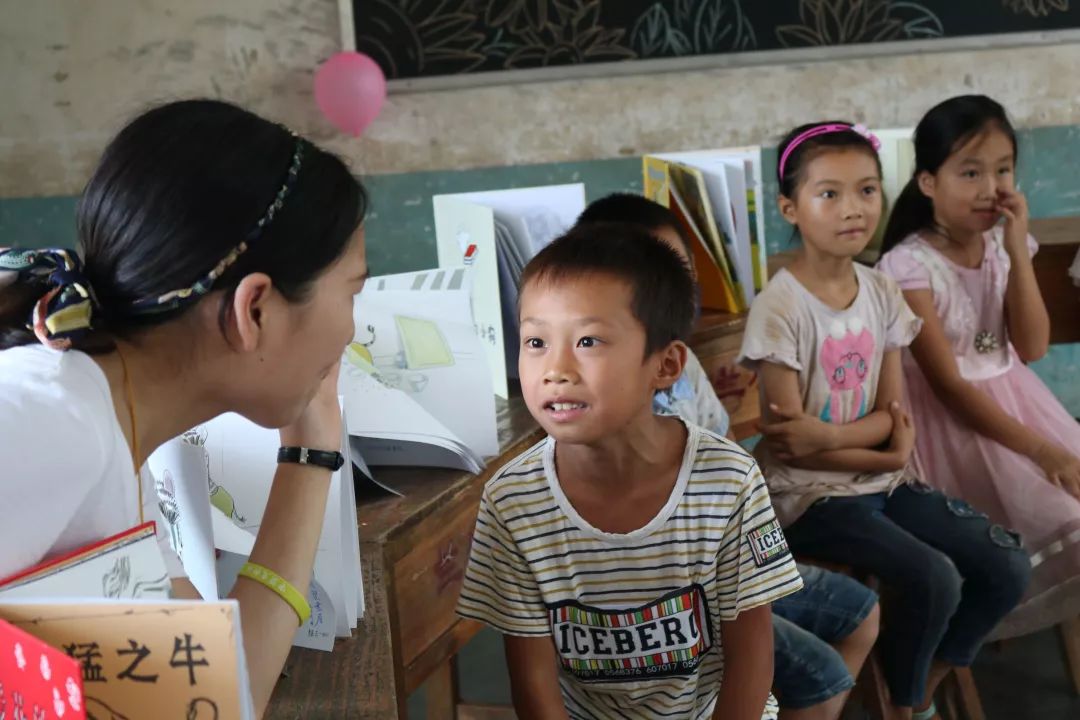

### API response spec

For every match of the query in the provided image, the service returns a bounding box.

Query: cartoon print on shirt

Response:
[819,317,875,424]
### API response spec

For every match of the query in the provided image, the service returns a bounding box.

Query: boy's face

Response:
[518,272,681,445]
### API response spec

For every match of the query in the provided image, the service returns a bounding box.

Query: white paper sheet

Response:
[145,438,218,599]
[147,403,362,649]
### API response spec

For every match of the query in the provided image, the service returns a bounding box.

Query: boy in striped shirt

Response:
[457,223,803,719]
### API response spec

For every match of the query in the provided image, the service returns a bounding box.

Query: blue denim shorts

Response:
[772,564,878,709]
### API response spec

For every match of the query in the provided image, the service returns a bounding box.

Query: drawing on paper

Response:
[345,325,378,371]
[344,317,453,395]
[395,316,454,369]
[181,428,246,525]
[101,556,170,599]
[155,469,182,553]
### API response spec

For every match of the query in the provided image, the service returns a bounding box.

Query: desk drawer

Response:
[392,488,482,671]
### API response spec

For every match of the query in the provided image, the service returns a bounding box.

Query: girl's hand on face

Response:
[995,189,1030,256]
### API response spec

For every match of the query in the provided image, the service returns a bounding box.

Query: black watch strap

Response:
[278,446,345,472]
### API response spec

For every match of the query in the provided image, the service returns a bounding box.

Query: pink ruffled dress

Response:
[878,229,1080,638]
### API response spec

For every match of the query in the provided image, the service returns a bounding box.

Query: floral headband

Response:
[778,123,882,181]
[0,136,306,349]
[129,136,306,315]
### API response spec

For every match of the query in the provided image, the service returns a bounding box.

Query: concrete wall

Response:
[3,0,1080,197]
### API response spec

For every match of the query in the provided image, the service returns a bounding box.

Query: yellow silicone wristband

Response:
[238,561,311,627]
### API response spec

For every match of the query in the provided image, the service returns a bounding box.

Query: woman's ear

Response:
[228,273,274,352]
[778,193,798,226]
[655,341,689,392]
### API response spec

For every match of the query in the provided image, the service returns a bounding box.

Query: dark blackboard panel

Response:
[355,0,1080,80]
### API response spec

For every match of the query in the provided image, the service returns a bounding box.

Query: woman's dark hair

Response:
[0,99,366,349]
[519,222,695,357]
[777,121,883,199]
[881,95,1017,253]
[576,193,695,269]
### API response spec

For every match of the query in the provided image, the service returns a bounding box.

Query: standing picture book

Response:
[643,148,767,312]
[0,617,86,720]
[0,522,171,601]
[146,404,363,652]
[340,266,498,474]
[433,184,586,398]
[0,599,255,720]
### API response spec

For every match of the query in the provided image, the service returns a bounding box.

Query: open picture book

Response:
[146,403,363,652]
[340,265,498,475]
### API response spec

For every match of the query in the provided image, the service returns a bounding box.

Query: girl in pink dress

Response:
[878,95,1080,638]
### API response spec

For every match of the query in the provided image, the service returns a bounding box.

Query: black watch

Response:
[278,446,346,471]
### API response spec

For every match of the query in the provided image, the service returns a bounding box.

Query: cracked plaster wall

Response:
[2,0,1079,198]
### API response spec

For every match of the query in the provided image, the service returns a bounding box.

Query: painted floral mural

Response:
[1003,0,1069,17]
[353,0,1080,79]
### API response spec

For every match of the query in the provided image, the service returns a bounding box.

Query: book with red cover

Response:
[0,617,86,720]
[0,522,170,599]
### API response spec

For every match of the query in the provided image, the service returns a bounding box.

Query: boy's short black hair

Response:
[576,193,695,268]
[519,222,695,357]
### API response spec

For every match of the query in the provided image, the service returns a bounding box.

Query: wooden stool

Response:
[1061,615,1080,696]
[795,559,988,720]
[938,667,986,720]
[855,645,892,720]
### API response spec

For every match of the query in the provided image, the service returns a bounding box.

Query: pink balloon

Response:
[314,52,387,137]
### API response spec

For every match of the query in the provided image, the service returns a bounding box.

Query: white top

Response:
[457,422,802,719]
[0,345,183,580]
[738,265,922,526]
[653,349,731,437]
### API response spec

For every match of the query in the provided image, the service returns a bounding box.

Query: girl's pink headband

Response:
[778,123,882,181]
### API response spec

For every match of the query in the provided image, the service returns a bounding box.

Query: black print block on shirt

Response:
[547,584,713,683]
[747,519,790,568]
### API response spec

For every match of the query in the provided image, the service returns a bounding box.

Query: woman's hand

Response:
[279,362,342,451]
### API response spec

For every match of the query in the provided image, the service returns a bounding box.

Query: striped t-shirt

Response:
[457,422,803,719]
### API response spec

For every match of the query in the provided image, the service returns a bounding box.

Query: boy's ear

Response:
[654,341,688,391]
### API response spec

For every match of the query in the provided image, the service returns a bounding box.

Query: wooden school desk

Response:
[265,314,751,720]
[1029,215,1080,345]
